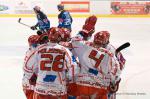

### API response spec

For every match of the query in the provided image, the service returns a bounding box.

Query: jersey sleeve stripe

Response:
[24,51,36,70]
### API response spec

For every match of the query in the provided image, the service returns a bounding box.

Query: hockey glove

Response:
[31,26,37,30]
[29,73,37,86]
[108,78,121,93]
[37,30,43,35]
[80,15,97,38]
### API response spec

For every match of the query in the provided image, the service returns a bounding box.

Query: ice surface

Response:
[0,17,150,99]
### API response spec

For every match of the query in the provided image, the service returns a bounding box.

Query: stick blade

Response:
[116,42,130,56]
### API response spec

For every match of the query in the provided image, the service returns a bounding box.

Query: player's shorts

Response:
[23,89,34,99]
[33,92,67,99]
[74,84,108,99]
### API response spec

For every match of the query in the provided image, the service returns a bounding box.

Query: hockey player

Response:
[94,31,126,99]
[22,33,53,99]
[70,31,121,99]
[58,15,97,98]
[31,6,50,34]
[22,35,39,99]
[75,16,125,98]
[58,28,78,99]
[57,4,73,32]
[32,27,74,99]
[79,20,125,98]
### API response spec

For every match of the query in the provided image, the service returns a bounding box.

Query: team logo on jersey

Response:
[43,75,57,82]
[0,5,8,11]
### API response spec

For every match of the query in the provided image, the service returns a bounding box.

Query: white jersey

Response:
[71,36,120,89]
[106,44,126,71]
[33,42,73,96]
[59,41,79,83]
[106,43,126,99]
[22,47,37,90]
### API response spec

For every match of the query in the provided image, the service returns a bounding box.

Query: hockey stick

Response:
[110,42,130,92]
[18,18,32,28]
[115,42,130,56]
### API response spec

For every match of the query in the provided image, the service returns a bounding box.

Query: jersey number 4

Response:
[89,50,104,68]
[40,54,65,72]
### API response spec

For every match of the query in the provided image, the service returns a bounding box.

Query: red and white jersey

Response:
[106,44,126,77]
[33,42,73,96]
[22,47,37,90]
[71,36,120,89]
[59,41,79,83]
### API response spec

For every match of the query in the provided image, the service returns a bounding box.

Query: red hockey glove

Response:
[80,15,97,37]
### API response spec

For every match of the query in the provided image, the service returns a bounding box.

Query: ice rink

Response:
[0,17,150,99]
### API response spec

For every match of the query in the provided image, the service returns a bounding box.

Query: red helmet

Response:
[28,35,39,46]
[48,27,61,42]
[60,28,71,42]
[94,31,110,46]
